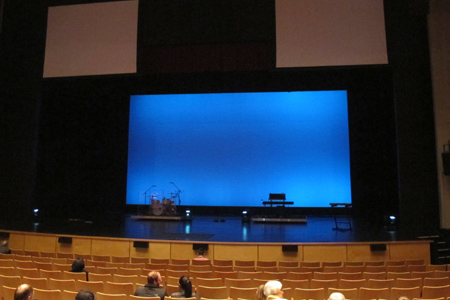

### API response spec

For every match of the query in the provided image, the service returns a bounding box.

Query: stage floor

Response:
[0,213,416,244]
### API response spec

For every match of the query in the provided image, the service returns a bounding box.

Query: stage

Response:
[0,212,417,244]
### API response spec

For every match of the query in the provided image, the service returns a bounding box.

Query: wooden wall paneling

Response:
[346,244,388,262]
[91,238,130,257]
[57,237,91,256]
[213,244,258,262]
[149,242,171,260]
[8,232,26,250]
[303,244,346,262]
[25,234,57,252]
[129,241,150,259]
[258,244,302,262]
[389,242,430,264]
[171,243,194,261]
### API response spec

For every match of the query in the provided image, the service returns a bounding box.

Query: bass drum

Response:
[152,202,163,216]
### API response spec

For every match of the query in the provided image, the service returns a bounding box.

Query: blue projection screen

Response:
[126,91,351,207]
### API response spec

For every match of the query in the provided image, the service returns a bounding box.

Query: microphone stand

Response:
[143,185,156,215]
[170,182,182,206]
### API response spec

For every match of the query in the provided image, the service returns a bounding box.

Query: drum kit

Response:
[150,195,177,216]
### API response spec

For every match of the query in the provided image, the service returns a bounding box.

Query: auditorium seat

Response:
[322,261,343,267]
[24,250,40,257]
[34,261,53,270]
[197,285,228,299]
[395,277,423,288]
[434,270,450,278]
[211,265,234,272]
[300,262,321,268]
[50,257,68,264]
[411,270,435,279]
[421,285,450,299]
[167,264,189,271]
[337,279,367,289]
[52,263,72,271]
[190,265,212,272]
[278,266,302,273]
[2,285,17,300]
[129,296,162,300]
[423,277,450,286]
[0,267,18,276]
[32,288,61,300]
[17,267,39,278]
[130,257,149,264]
[236,271,261,279]
[343,261,364,267]
[278,261,299,268]
[390,286,422,300]
[234,266,256,272]
[310,279,338,292]
[362,271,387,280]
[257,261,277,267]
[14,255,31,261]
[89,272,113,282]
[192,259,212,266]
[313,272,338,280]
[282,279,310,289]
[195,277,224,287]
[190,270,215,279]
[255,271,286,280]
[255,266,278,272]
[285,271,313,281]
[96,267,119,274]
[224,278,254,288]
[171,259,190,265]
[406,258,425,266]
[214,271,238,280]
[14,260,34,269]
[57,252,75,259]
[0,259,14,268]
[229,286,258,300]
[235,260,255,267]
[40,251,57,258]
[358,287,390,300]
[426,264,447,271]
[74,253,92,260]
[111,256,130,263]
[386,271,411,279]
[104,281,134,295]
[92,255,111,262]
[407,264,427,272]
[96,292,128,300]
[48,278,77,291]
[213,259,233,267]
[364,261,386,267]
[22,276,49,290]
[39,269,63,279]
[118,267,142,276]
[113,274,140,286]
[293,287,325,300]
[63,271,88,281]
[165,284,179,295]
[105,262,125,268]
[365,265,387,272]
[61,290,78,300]
[76,280,105,294]
[150,258,170,265]
[343,265,365,273]
[125,262,146,269]
[386,260,405,266]
[338,272,363,280]
[88,260,107,268]
[386,265,408,272]
[367,278,395,289]
[323,266,344,273]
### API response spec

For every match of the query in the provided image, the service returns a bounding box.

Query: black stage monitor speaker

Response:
[442,152,450,175]
[133,241,149,248]
[58,236,72,244]
[193,243,209,251]
[282,245,298,252]
[370,243,386,251]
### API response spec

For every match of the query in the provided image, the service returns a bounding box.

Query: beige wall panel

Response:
[24,234,57,252]
[171,243,195,260]
[8,233,26,250]
[389,242,431,264]
[56,237,91,255]
[213,244,258,261]
[258,245,302,262]
[303,244,346,262]
[91,239,130,257]
[346,244,388,262]
[149,242,171,260]
[130,241,150,258]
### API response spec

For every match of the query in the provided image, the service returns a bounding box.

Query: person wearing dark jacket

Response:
[134,271,167,299]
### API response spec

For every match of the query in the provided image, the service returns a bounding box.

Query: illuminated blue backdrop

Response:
[127,91,351,207]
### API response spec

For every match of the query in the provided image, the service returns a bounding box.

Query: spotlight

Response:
[183,209,192,221]
[384,214,398,231]
[242,210,251,222]
[185,210,190,217]
[33,209,39,217]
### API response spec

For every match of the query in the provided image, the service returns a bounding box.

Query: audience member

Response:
[192,248,209,261]
[14,284,33,300]
[0,240,11,254]
[256,284,267,300]
[328,292,346,300]
[76,289,95,300]
[71,257,89,280]
[263,281,286,300]
[171,276,196,298]
[397,297,409,300]
[134,271,167,299]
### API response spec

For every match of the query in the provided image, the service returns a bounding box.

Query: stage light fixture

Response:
[33,209,39,217]
[185,210,191,217]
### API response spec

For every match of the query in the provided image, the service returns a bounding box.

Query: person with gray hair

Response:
[328,292,346,300]
[263,281,287,300]
[0,240,11,254]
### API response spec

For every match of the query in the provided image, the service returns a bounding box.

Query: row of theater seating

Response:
[0,252,432,268]
[2,277,450,300]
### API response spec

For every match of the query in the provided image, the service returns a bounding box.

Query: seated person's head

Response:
[76,289,95,300]
[71,257,86,272]
[14,284,33,300]
[147,271,162,285]
[197,248,205,256]
[179,276,193,297]
[328,292,346,300]
[264,281,283,298]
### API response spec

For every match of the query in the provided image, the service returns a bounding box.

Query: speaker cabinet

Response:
[282,245,298,252]
[370,244,386,251]
[58,236,72,244]
[442,152,450,175]
[133,241,149,248]
[193,243,209,251]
